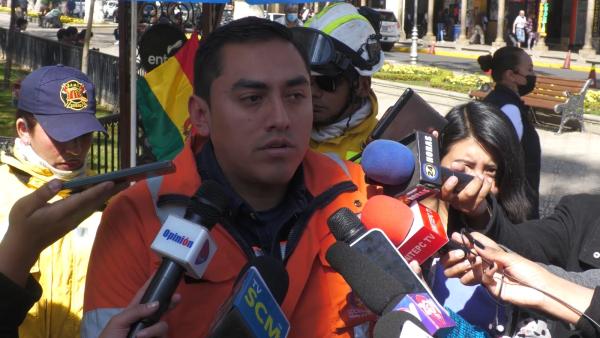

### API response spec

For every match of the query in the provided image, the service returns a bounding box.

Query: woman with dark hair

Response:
[440,101,532,223]
[477,46,540,219]
[427,101,539,336]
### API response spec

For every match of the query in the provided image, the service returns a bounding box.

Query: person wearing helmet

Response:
[294,3,384,160]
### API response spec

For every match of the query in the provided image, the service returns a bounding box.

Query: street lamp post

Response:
[410,0,418,64]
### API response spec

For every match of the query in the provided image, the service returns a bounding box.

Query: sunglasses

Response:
[313,75,343,92]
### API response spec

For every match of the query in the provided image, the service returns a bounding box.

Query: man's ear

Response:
[188,95,211,137]
[16,118,31,145]
[354,76,371,98]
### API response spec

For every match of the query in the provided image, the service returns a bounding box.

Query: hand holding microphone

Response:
[442,232,597,327]
[128,181,229,337]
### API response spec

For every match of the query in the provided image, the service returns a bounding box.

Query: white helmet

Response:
[304,3,384,77]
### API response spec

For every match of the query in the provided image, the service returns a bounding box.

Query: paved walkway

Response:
[371,78,600,217]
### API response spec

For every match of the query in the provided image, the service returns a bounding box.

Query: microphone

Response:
[373,311,432,338]
[208,256,290,338]
[361,195,449,264]
[326,241,454,336]
[361,135,473,204]
[327,208,455,336]
[128,181,229,337]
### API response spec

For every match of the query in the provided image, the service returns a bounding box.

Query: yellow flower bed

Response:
[585,89,600,114]
[0,6,84,24]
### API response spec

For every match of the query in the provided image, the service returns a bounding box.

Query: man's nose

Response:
[267,97,291,131]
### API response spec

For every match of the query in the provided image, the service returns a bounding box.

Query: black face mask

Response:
[517,74,536,96]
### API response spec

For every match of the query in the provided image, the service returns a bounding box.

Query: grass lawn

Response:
[0,66,29,137]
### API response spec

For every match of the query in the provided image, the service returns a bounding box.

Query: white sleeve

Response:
[500,104,524,140]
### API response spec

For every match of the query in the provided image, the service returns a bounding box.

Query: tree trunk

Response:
[3,0,17,88]
[81,0,95,74]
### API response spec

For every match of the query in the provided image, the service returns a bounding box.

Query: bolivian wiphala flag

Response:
[137,31,198,161]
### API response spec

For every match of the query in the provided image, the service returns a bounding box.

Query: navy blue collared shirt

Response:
[196,142,312,259]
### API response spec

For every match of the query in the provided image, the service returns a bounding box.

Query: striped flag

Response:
[137,31,198,161]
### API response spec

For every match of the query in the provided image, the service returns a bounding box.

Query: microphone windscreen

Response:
[325,241,404,314]
[373,310,429,338]
[361,195,414,246]
[362,140,415,186]
[327,207,364,243]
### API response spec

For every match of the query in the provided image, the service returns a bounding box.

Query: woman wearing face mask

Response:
[478,47,540,219]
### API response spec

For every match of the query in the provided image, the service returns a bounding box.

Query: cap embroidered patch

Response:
[60,80,88,110]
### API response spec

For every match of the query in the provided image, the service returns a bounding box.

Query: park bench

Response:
[469,75,593,134]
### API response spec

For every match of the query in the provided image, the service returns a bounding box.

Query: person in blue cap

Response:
[0,65,106,338]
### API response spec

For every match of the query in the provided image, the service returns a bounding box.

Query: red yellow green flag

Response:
[137,31,198,160]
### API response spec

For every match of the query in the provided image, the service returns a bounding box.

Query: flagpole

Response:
[130,0,138,167]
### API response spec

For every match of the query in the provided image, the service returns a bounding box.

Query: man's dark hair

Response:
[56,28,67,41]
[16,17,27,28]
[65,26,78,37]
[194,17,309,103]
[16,110,38,130]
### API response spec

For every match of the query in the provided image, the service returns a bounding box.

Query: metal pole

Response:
[117,0,131,168]
[129,0,137,167]
[410,0,419,64]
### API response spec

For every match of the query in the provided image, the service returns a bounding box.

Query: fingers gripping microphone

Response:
[128,181,229,337]
[361,135,474,204]
[208,256,290,338]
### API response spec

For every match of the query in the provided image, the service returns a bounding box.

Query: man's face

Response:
[17,119,92,171]
[189,40,312,189]
[311,74,351,125]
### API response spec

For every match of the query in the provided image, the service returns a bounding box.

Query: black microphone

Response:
[208,256,290,338]
[327,209,455,336]
[128,181,229,337]
[373,311,432,338]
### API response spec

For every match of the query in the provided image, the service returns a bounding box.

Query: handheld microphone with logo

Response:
[361,195,448,264]
[361,136,474,205]
[128,181,229,337]
[373,311,433,338]
[208,256,290,338]
[326,241,454,336]
[327,208,455,336]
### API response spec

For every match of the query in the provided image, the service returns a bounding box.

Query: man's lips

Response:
[59,159,83,168]
[259,138,294,150]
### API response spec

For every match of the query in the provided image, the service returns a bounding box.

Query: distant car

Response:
[374,9,400,52]
[266,12,284,22]
[103,0,118,19]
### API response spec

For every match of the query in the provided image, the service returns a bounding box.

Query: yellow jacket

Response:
[0,151,102,338]
[309,92,378,160]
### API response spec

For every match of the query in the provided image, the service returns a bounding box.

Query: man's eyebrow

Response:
[231,76,309,91]
[231,79,268,90]
[286,76,309,87]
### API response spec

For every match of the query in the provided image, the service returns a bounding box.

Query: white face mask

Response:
[14,138,88,180]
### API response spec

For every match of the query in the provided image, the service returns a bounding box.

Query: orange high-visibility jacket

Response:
[83,136,369,338]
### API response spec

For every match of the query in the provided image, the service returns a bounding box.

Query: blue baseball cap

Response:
[17,65,106,142]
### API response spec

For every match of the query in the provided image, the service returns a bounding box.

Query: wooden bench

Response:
[469,75,593,134]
